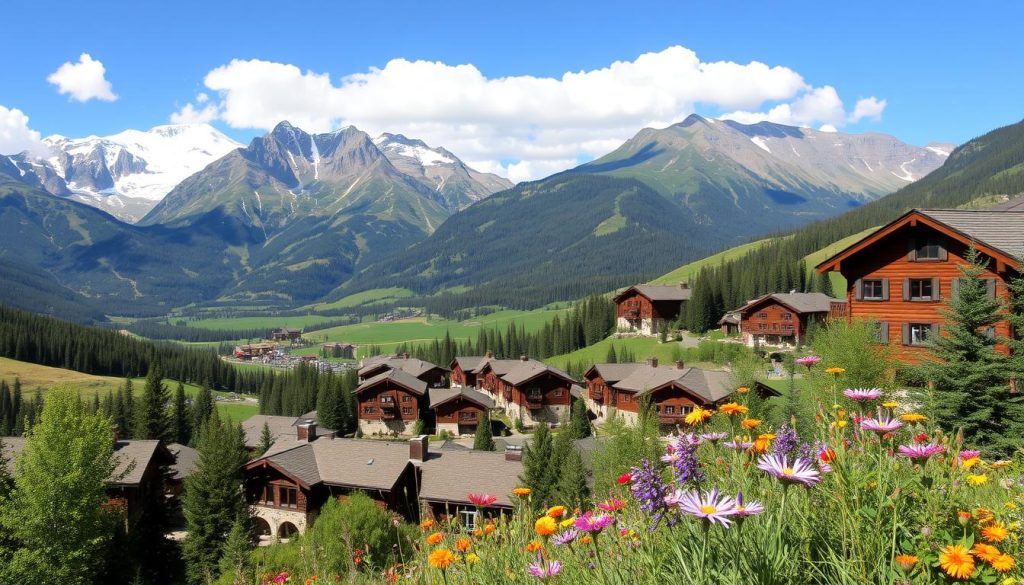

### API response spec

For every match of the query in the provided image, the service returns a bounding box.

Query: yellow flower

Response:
[740,418,761,430]
[535,516,557,537]
[547,505,567,519]
[512,487,532,497]
[526,540,543,553]
[825,367,846,375]
[982,523,1009,543]
[894,554,919,572]
[736,386,750,394]
[560,516,576,528]
[753,433,776,454]
[1006,501,1018,511]
[972,543,1001,563]
[938,543,975,580]
[465,553,480,564]
[967,473,989,486]
[1000,577,1018,585]
[962,457,982,470]
[989,460,1012,470]
[718,402,748,416]
[992,555,1015,573]
[900,413,927,423]
[455,537,472,552]
[684,407,714,425]
[832,420,848,429]
[426,532,444,545]
[882,401,899,409]
[428,548,456,570]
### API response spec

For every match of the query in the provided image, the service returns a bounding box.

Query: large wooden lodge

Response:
[614,283,691,335]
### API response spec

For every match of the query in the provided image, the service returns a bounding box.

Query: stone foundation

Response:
[360,419,414,436]
[252,505,310,539]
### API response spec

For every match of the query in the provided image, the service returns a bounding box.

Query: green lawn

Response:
[172,314,344,332]
[298,287,415,312]
[802,226,879,294]
[652,238,780,284]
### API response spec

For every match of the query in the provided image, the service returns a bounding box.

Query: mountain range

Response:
[0,116,961,320]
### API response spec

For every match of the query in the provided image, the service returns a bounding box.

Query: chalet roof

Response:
[167,442,199,480]
[1,437,169,487]
[451,356,489,373]
[358,356,445,379]
[614,284,692,303]
[991,196,1024,212]
[592,363,734,403]
[585,363,644,383]
[428,386,495,410]
[739,292,840,316]
[416,450,524,508]
[355,368,428,395]
[501,361,576,386]
[241,415,302,449]
[255,439,413,491]
[916,209,1024,259]
[718,311,741,326]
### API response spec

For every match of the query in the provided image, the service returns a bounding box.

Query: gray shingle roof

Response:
[501,362,575,386]
[588,363,644,383]
[616,284,692,302]
[416,450,524,508]
[742,292,840,315]
[355,368,428,395]
[358,357,444,379]
[242,415,301,449]
[918,209,1024,259]
[1,437,167,487]
[256,438,413,491]
[167,442,198,480]
[452,356,489,373]
[429,386,495,409]
[593,363,734,404]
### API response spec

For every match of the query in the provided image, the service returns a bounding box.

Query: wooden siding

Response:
[616,292,683,322]
[740,300,802,339]
[585,373,609,403]
[435,397,487,425]
[357,381,425,422]
[509,372,573,409]
[450,364,474,387]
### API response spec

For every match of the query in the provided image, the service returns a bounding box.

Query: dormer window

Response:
[908,236,946,261]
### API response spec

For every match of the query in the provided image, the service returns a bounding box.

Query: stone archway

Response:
[278,521,299,540]
[252,516,272,537]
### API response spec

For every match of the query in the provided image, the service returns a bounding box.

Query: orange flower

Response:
[825,367,845,375]
[992,554,1015,573]
[972,543,1000,563]
[484,523,495,535]
[982,523,1009,543]
[718,402,748,416]
[974,507,995,525]
[580,535,593,545]
[900,413,927,424]
[428,548,456,570]
[420,519,435,530]
[526,540,543,553]
[894,554,918,572]
[547,505,567,519]
[455,537,472,553]
[938,544,975,580]
[535,516,557,537]
[512,487,532,497]
[426,532,444,545]
[740,418,761,430]
[473,528,483,537]
[753,433,776,454]
[736,386,750,394]
[957,511,972,525]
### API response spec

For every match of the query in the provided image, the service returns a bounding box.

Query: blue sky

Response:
[3,0,1021,180]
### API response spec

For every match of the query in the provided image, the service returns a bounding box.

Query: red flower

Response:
[617,473,632,484]
[914,433,929,443]
[467,493,497,507]
[819,448,836,463]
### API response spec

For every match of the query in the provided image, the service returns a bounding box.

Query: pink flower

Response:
[597,497,626,512]
[898,443,945,462]
[960,450,981,461]
[860,415,903,436]
[574,511,615,534]
[843,388,883,402]
[467,493,497,507]
[794,356,821,369]
[528,556,562,580]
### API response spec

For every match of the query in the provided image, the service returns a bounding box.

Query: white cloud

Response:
[819,124,839,133]
[849,97,887,123]
[47,53,117,102]
[182,46,885,180]
[170,101,219,124]
[0,105,47,157]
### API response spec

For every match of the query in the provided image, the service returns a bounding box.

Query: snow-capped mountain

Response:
[6,124,240,222]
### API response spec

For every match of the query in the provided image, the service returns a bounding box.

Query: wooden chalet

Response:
[613,283,691,335]
[582,358,778,428]
[429,386,496,436]
[732,292,845,348]
[354,369,430,436]
[718,311,741,336]
[322,342,357,359]
[816,208,1024,362]
[452,355,578,425]
[241,413,334,451]
[244,432,522,539]
[271,328,303,342]
[358,354,448,388]
[233,342,277,360]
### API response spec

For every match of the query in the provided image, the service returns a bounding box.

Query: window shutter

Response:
[881,278,890,301]
[902,278,910,301]
[901,323,910,345]
[854,278,864,301]
[907,238,917,261]
[938,240,948,261]
[952,278,961,299]
[986,279,996,299]
[932,277,941,301]
[879,321,889,343]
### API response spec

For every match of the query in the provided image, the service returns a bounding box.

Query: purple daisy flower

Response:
[897,443,945,462]
[843,388,883,402]
[733,491,765,518]
[794,355,821,368]
[528,556,562,579]
[669,486,738,527]
[757,453,822,487]
[860,415,903,435]
[551,528,578,546]
[701,431,728,443]
[574,512,615,534]
[723,439,753,452]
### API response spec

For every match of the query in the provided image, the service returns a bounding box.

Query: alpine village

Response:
[3,6,1024,584]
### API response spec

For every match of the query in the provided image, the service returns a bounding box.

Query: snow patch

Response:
[890,159,917,182]
[380,141,454,166]
[750,137,771,153]
[927,146,952,157]
[789,145,800,158]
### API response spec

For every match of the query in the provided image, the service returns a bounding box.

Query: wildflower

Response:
[455,537,472,552]
[526,540,543,553]
[794,355,821,368]
[982,523,1009,543]
[960,450,981,460]
[272,573,289,585]
[974,507,995,525]
[958,511,972,525]
[428,548,456,570]
[972,543,1001,563]
[757,453,822,487]
[718,402,748,416]
[669,486,737,527]
[552,529,579,546]
[736,386,750,394]
[894,554,919,572]
[684,407,713,425]
[547,505,567,518]
[581,535,593,545]
[914,433,929,443]
[574,512,615,534]
[468,493,497,507]
[732,490,764,518]
[819,446,837,463]
[559,517,576,528]
[882,401,899,409]
[535,516,558,537]
[512,487,532,497]
[990,460,1012,470]
[753,433,776,454]
[616,472,632,484]
[484,523,496,535]
[900,413,927,423]
[938,544,975,580]
[897,443,945,462]
[741,418,761,430]
[724,439,753,451]
[860,415,904,435]
[843,388,883,402]
[426,532,444,545]
[832,420,848,429]
[962,457,982,470]
[597,498,626,512]
[473,528,483,537]
[701,431,728,443]
[773,424,799,457]
[465,553,480,564]
[527,558,562,580]
[967,474,989,486]
[630,458,672,529]
[825,367,846,375]
[992,555,1015,573]
[420,519,435,530]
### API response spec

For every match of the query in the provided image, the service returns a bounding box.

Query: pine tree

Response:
[473,410,495,451]
[520,423,555,509]
[136,362,170,441]
[922,248,1020,456]
[181,410,249,584]
[172,382,190,445]
[121,378,135,439]
[554,444,589,510]
[257,421,274,455]
[217,516,252,584]
[191,385,214,444]
[568,399,592,439]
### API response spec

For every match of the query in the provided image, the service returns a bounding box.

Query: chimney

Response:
[646,357,658,368]
[297,421,317,442]
[675,360,685,370]
[520,354,529,362]
[505,445,523,461]
[485,351,494,359]
[409,435,429,462]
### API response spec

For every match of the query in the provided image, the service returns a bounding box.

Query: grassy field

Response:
[802,226,879,294]
[173,314,343,332]
[298,287,415,312]
[544,336,710,370]
[651,238,778,284]
[0,357,258,422]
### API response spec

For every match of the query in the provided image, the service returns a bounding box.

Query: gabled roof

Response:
[816,208,1024,273]
[249,438,414,492]
[428,386,496,410]
[450,356,489,373]
[738,292,840,316]
[355,368,428,395]
[718,311,741,325]
[1,437,171,487]
[613,284,692,303]
[167,442,198,481]
[358,356,445,379]
[583,363,644,384]
[416,450,523,508]
[586,363,734,404]
[474,357,577,386]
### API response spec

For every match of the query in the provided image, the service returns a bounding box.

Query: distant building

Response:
[614,283,691,335]
[354,369,431,436]
[429,386,496,436]
[271,328,303,342]
[233,342,277,360]
[816,208,1024,362]
[450,354,578,426]
[322,342,357,359]
[358,354,448,388]
[730,292,844,348]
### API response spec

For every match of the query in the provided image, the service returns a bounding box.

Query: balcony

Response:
[379,403,397,420]
[458,413,478,423]
[589,387,604,401]
[525,394,544,409]
[658,414,686,425]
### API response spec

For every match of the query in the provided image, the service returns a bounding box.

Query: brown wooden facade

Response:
[434,396,488,433]
[477,366,572,412]
[740,299,806,345]
[614,291,684,331]
[356,380,426,424]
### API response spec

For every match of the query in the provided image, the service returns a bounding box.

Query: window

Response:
[873,321,890,344]
[280,486,297,509]
[862,279,885,300]
[362,406,376,415]
[917,237,942,260]
[909,279,934,301]
[528,389,543,400]
[402,407,413,415]
[553,389,563,397]
[381,395,395,403]
[460,510,478,531]
[758,323,766,331]
[781,313,792,321]
[401,395,412,402]
[664,405,675,415]
[620,393,630,404]
[909,323,932,345]
[758,312,768,319]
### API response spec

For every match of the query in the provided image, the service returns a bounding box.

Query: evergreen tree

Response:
[172,382,190,445]
[569,399,592,439]
[190,385,214,444]
[217,516,252,585]
[136,362,170,441]
[473,410,495,451]
[257,421,274,456]
[181,410,249,584]
[121,378,135,439]
[604,344,617,364]
[519,423,555,509]
[554,444,589,510]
